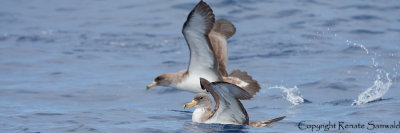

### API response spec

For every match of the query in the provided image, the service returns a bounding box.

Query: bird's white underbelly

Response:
[193,108,242,125]
[192,108,207,123]
[176,72,218,92]
[205,116,241,125]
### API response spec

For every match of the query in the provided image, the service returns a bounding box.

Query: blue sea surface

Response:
[0,0,399,132]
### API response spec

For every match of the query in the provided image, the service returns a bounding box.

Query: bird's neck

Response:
[192,107,211,123]
[166,69,188,87]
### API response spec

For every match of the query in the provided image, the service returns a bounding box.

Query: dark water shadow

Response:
[147,114,189,121]
[351,98,394,106]
[349,29,384,34]
[66,124,97,132]
[16,35,55,43]
[273,9,302,18]
[323,99,354,106]
[303,99,312,104]
[229,51,294,61]
[351,15,382,21]
[365,98,393,104]
[34,112,64,116]
[169,109,193,115]
[184,122,249,133]
[299,80,352,91]
[156,88,182,94]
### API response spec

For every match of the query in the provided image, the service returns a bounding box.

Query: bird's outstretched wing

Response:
[183,1,219,78]
[209,19,236,76]
[200,78,251,125]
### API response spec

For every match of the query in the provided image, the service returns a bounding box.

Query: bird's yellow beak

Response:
[146,82,157,90]
[183,100,197,109]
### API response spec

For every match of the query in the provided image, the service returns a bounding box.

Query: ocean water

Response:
[0,0,399,132]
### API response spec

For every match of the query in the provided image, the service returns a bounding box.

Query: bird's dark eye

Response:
[200,97,203,99]
[155,76,163,81]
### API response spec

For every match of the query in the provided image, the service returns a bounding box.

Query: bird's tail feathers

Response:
[249,116,286,127]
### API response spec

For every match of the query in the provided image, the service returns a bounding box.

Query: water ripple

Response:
[349,29,385,34]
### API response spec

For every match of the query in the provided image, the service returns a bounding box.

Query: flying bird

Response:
[146,1,260,97]
[184,78,285,127]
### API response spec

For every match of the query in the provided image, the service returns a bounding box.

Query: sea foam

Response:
[352,73,392,105]
[269,85,304,105]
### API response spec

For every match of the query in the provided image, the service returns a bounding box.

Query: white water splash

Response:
[352,73,392,106]
[269,85,304,105]
[346,40,369,54]
[344,39,394,106]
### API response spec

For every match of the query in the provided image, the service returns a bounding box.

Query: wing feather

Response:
[182,1,219,79]
[209,19,236,77]
[200,78,250,125]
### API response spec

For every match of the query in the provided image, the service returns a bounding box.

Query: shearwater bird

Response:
[183,78,286,127]
[146,1,260,96]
